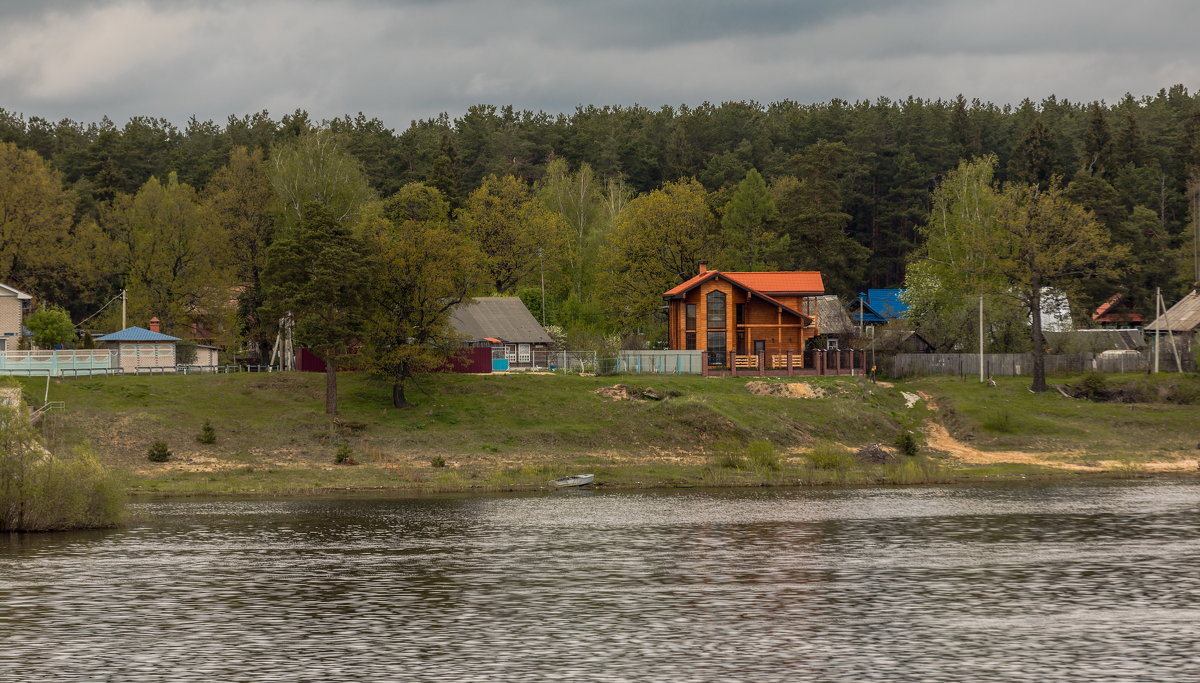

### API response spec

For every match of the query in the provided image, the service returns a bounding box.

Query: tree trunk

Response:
[324,358,338,415]
[1029,283,1047,392]
[392,382,412,409]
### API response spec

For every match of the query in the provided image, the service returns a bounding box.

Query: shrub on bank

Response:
[147,441,172,462]
[196,420,217,445]
[0,408,125,532]
[334,443,357,465]
[806,442,857,470]
[746,439,781,472]
[895,430,920,456]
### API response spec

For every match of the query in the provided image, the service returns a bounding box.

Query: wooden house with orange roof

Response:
[663,262,824,368]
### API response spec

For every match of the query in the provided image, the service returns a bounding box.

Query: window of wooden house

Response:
[736,330,746,355]
[685,304,696,331]
[707,331,726,365]
[685,332,696,350]
[706,291,726,329]
[735,303,745,325]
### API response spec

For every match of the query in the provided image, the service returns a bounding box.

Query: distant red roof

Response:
[1092,294,1145,324]
[663,270,824,297]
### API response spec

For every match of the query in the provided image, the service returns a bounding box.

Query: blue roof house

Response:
[851,289,909,325]
[96,318,181,373]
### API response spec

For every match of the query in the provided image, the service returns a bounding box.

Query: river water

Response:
[2,482,1198,682]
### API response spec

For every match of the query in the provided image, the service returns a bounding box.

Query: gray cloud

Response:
[0,0,1196,129]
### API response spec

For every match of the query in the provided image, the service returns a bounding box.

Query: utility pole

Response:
[538,248,546,326]
[979,295,985,383]
[1154,287,1161,374]
[1160,289,1183,373]
[121,289,127,329]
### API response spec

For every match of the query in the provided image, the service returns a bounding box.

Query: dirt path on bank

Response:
[916,391,1199,472]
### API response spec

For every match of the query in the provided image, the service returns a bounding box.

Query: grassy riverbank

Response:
[905,373,1200,473]
[16,371,1200,496]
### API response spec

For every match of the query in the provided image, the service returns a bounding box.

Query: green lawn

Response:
[900,374,1200,462]
[16,371,926,494]
[14,370,1197,496]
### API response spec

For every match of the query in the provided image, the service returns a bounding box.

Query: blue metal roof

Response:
[853,289,908,323]
[95,326,181,342]
[868,289,908,320]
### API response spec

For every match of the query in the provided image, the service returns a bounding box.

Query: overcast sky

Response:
[2,0,1198,129]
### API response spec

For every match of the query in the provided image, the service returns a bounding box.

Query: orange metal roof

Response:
[722,271,825,294]
[663,271,718,297]
[662,271,816,322]
[663,270,825,297]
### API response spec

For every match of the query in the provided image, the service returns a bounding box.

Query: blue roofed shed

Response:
[96,319,180,373]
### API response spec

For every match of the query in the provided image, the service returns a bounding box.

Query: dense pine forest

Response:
[2,86,1198,362]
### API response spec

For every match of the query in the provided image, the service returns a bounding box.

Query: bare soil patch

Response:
[593,384,678,401]
[744,381,824,398]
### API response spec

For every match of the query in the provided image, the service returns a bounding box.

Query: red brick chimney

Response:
[149,317,161,333]
[699,260,708,274]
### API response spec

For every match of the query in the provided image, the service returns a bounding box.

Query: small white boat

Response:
[550,474,595,487]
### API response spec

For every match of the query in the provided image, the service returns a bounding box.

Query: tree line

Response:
[1,87,1199,400]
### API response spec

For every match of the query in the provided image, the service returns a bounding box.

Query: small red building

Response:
[663,263,824,368]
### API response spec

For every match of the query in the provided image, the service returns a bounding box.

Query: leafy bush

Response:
[430,455,446,468]
[746,439,781,472]
[334,443,356,465]
[147,440,172,462]
[196,420,217,444]
[895,430,920,456]
[1,408,125,531]
[806,442,857,470]
[1078,371,1108,400]
[26,305,75,349]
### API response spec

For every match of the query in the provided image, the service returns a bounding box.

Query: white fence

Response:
[0,350,115,376]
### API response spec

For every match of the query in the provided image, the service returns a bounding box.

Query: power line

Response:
[75,291,124,328]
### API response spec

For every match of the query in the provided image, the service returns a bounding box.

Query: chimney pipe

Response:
[149,317,161,333]
[699,260,708,274]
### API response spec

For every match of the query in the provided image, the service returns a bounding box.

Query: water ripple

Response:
[2,482,1199,681]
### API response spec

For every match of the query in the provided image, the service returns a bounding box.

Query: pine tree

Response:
[720,169,786,271]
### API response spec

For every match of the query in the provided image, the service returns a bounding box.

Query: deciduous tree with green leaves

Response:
[907,156,1127,391]
[598,178,716,333]
[454,174,567,294]
[26,305,74,349]
[206,146,276,359]
[268,130,376,233]
[360,189,484,408]
[105,172,229,334]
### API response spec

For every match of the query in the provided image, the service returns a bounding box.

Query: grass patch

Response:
[806,442,858,470]
[904,374,1200,459]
